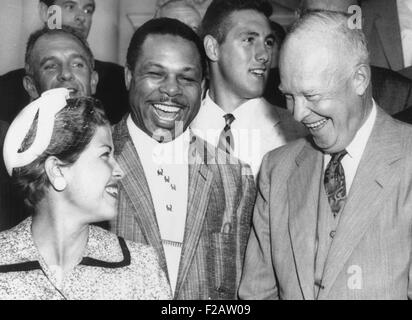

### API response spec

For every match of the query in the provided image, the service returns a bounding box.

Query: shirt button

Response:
[330,230,336,238]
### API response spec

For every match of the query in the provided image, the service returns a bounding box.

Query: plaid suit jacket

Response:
[110,117,256,300]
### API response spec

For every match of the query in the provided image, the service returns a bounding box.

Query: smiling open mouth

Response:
[153,103,182,120]
[305,119,328,130]
[153,103,181,113]
[250,68,266,77]
[105,184,119,199]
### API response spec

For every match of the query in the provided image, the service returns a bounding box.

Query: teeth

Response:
[105,186,118,197]
[306,119,327,129]
[251,69,265,76]
[153,104,180,113]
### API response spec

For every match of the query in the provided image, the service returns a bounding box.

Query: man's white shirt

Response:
[191,91,300,178]
[127,116,190,295]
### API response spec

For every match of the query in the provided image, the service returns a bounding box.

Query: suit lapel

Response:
[318,109,403,299]
[174,135,214,298]
[288,140,322,300]
[374,0,404,70]
[113,118,166,270]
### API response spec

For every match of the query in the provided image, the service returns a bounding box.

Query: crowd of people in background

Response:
[1,0,412,300]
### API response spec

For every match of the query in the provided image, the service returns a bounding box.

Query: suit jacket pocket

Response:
[210,232,237,299]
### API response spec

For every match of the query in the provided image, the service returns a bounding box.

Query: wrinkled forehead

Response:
[34,33,87,55]
[29,33,91,68]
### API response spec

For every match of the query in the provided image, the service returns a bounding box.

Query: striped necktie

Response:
[217,113,235,154]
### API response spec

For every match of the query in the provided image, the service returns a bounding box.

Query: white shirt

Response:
[323,101,377,193]
[397,0,412,68]
[191,91,295,177]
[127,116,190,295]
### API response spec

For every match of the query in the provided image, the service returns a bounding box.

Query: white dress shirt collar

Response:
[324,100,377,192]
[345,100,377,161]
[195,90,276,129]
[127,115,191,165]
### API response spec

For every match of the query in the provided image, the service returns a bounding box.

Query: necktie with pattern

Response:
[324,150,347,217]
[217,113,235,154]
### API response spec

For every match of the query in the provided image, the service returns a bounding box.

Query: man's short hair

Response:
[288,11,369,67]
[39,0,56,7]
[126,17,207,78]
[200,0,273,43]
[24,26,95,76]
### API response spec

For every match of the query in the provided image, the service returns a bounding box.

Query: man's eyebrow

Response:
[239,31,260,37]
[142,62,164,69]
[70,53,88,60]
[182,66,199,73]
[39,56,57,67]
[61,0,76,6]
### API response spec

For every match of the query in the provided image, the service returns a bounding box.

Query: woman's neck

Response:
[31,200,89,276]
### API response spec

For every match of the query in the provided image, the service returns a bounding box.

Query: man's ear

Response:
[90,70,99,95]
[38,1,49,24]
[204,35,220,62]
[124,66,132,91]
[353,64,371,96]
[23,75,40,100]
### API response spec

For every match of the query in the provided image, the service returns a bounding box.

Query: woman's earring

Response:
[53,177,67,191]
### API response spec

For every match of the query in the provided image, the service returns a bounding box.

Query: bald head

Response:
[155,0,202,32]
[300,0,359,14]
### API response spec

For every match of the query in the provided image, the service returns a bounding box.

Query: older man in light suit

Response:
[239,11,412,300]
[110,18,256,300]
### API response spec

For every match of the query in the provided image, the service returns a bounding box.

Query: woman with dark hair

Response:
[0,88,171,300]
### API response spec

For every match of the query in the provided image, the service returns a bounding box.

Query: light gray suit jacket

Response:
[239,107,412,299]
[111,117,256,300]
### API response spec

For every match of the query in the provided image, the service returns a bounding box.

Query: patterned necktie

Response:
[324,150,347,217]
[217,113,235,154]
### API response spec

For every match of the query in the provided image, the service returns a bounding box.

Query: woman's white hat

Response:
[3,88,71,176]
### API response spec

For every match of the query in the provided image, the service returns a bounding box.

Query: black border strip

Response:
[0,261,42,273]
[79,236,131,269]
